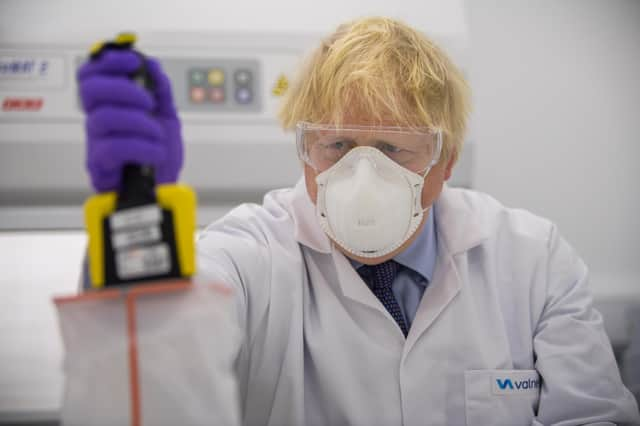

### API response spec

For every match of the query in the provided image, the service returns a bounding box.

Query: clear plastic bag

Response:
[54,282,241,426]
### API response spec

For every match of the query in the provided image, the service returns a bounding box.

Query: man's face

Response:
[304,138,455,265]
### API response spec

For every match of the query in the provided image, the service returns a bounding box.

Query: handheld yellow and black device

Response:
[84,33,196,289]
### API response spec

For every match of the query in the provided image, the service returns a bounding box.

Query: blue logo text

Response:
[496,378,539,390]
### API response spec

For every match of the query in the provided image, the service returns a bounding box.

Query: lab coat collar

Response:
[289,177,333,254]
[402,185,490,351]
[393,207,436,283]
[433,184,490,255]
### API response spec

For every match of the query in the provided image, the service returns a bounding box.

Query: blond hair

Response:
[278,16,471,163]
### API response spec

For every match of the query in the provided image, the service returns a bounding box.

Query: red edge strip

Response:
[126,292,141,426]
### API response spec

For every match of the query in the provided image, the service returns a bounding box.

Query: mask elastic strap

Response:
[418,165,433,214]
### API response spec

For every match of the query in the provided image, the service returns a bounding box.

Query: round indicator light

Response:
[208,69,225,86]
[190,70,205,85]
[235,87,253,104]
[209,87,225,103]
[190,87,206,103]
[234,69,252,85]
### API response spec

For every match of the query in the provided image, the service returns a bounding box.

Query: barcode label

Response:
[115,243,171,279]
[112,225,161,249]
[110,205,161,231]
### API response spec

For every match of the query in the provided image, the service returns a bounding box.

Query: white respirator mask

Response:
[315,147,432,258]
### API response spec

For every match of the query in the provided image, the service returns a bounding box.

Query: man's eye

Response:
[326,140,351,150]
[378,142,402,153]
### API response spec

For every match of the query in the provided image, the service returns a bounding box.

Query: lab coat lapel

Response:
[404,185,489,354]
[288,177,405,332]
[403,248,460,354]
[332,248,398,320]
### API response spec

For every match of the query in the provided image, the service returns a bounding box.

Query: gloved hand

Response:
[77,50,183,192]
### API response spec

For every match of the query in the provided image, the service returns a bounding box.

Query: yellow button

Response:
[208,69,225,86]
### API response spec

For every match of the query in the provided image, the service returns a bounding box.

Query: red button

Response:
[190,87,206,103]
[209,87,225,103]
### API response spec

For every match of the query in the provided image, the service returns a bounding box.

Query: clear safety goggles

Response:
[296,122,443,174]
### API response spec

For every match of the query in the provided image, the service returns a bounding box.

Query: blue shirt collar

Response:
[349,207,437,285]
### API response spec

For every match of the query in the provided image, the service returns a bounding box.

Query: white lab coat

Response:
[196,179,640,426]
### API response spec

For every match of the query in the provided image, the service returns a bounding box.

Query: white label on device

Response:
[112,225,161,249]
[110,205,162,231]
[0,54,66,89]
[116,243,171,279]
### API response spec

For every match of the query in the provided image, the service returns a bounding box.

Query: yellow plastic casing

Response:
[84,183,197,288]
[89,40,106,56]
[115,32,137,45]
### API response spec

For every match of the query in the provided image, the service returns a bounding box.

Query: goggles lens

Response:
[296,122,442,174]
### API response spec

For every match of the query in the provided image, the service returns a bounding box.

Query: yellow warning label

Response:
[272,74,289,97]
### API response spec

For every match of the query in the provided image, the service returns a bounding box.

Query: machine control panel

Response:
[163,58,261,113]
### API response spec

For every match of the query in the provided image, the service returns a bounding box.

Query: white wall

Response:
[0,0,467,41]
[467,0,640,299]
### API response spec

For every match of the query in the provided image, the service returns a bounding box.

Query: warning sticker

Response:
[272,74,289,97]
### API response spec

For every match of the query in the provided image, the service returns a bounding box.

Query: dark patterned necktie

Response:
[357,260,409,337]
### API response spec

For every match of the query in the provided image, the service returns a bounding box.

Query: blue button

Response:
[235,87,253,104]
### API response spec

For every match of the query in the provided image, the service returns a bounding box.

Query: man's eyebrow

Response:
[370,138,403,147]
[329,134,357,140]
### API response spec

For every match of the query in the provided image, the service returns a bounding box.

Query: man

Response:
[78,17,640,425]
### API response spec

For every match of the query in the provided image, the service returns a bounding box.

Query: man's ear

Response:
[443,154,456,181]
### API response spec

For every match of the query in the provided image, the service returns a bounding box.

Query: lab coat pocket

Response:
[464,369,540,426]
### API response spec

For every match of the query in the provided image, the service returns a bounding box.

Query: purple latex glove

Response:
[77,50,183,192]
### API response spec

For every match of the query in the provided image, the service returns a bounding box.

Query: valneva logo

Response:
[492,372,540,395]
[496,378,539,390]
